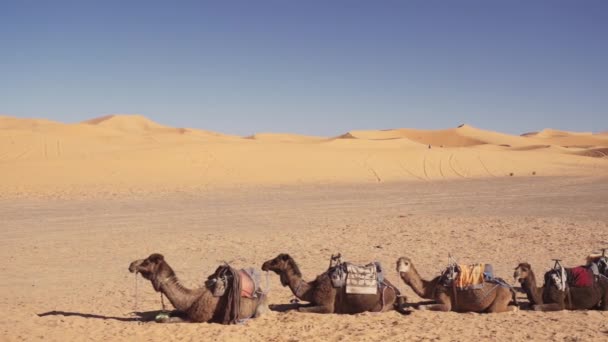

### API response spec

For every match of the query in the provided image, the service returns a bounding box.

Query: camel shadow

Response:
[268,303,314,312]
[37,310,178,322]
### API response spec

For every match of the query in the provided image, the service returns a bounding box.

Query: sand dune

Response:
[247,132,327,143]
[0,114,607,197]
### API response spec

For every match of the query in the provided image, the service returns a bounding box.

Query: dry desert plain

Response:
[1,114,608,341]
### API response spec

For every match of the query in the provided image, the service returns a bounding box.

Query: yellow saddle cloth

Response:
[455,263,485,289]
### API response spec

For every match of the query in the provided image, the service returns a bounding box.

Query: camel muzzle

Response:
[129,259,144,273]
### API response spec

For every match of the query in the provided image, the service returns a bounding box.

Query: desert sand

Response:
[1,115,608,341]
[1,114,606,197]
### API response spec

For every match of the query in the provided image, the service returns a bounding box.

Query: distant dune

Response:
[0,114,606,197]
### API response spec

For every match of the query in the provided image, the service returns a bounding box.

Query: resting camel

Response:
[129,253,268,323]
[396,257,517,313]
[513,262,608,311]
[261,253,400,314]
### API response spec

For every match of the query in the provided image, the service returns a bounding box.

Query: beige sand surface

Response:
[1,115,606,197]
[1,115,608,341]
[1,177,608,341]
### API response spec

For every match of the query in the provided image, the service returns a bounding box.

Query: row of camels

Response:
[128,253,608,323]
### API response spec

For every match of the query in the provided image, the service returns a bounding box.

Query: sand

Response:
[1,115,608,341]
[0,114,606,197]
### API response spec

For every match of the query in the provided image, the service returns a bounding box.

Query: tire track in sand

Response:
[477,154,496,177]
[448,154,466,178]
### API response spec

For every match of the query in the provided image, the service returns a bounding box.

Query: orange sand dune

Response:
[340,124,544,148]
[522,128,608,147]
[0,115,607,197]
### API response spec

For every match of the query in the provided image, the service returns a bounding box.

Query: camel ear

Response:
[149,253,164,263]
[280,254,290,261]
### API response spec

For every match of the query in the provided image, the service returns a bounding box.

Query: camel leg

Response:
[254,295,270,317]
[486,290,518,313]
[155,313,190,323]
[532,303,564,311]
[600,288,608,311]
[418,292,452,312]
[297,305,334,314]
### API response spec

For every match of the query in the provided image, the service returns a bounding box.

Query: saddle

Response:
[454,263,487,290]
[205,265,265,298]
[546,259,596,291]
[439,261,496,290]
[204,264,265,324]
[587,250,608,279]
[327,253,384,295]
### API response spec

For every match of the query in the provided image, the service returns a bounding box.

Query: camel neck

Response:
[156,274,201,312]
[521,272,543,305]
[285,268,313,302]
[403,266,437,300]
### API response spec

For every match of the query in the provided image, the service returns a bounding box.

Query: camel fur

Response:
[396,257,517,313]
[129,253,268,323]
[261,253,400,314]
[513,262,608,311]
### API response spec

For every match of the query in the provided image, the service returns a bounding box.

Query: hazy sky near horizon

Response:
[1,1,607,136]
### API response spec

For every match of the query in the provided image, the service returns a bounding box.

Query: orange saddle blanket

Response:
[455,263,485,289]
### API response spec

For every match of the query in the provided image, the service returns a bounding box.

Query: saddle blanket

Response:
[239,267,263,298]
[570,266,594,288]
[455,263,486,289]
[345,263,378,295]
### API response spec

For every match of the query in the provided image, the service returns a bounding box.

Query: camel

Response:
[512,263,543,307]
[261,253,400,314]
[396,257,517,313]
[513,262,608,311]
[128,253,268,323]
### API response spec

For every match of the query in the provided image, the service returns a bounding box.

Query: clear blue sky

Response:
[1,1,607,136]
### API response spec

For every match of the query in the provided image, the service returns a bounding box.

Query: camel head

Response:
[513,262,533,284]
[396,257,415,284]
[261,253,301,286]
[129,253,174,291]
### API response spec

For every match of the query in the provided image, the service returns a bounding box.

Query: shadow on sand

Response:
[37,310,175,322]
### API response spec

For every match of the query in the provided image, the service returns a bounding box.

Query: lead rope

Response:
[133,273,139,311]
[160,292,167,312]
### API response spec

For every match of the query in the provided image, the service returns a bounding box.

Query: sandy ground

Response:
[2,176,608,341]
[1,114,607,198]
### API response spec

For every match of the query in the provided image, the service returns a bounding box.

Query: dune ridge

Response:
[1,114,607,197]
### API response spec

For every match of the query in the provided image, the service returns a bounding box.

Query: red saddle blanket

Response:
[570,267,593,288]
[238,270,256,298]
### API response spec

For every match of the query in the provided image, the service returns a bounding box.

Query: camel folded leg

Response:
[155,311,190,323]
[486,288,519,313]
[532,303,564,311]
[418,292,452,312]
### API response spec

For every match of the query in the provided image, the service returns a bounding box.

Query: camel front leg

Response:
[418,292,452,312]
[532,303,564,311]
[155,312,190,323]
